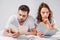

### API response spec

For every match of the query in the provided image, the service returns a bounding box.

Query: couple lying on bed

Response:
[3,2,58,38]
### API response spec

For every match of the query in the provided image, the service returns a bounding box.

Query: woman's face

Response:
[40,7,49,20]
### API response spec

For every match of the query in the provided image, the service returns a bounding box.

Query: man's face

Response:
[17,10,28,23]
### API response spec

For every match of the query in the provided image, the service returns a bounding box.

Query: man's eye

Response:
[19,14,21,16]
[23,15,26,17]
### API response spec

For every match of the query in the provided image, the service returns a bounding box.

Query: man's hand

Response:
[7,32,20,38]
[12,32,19,38]
[6,28,20,38]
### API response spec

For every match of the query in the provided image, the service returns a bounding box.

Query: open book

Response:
[10,24,28,35]
[19,26,28,35]
[36,22,58,36]
[10,24,18,32]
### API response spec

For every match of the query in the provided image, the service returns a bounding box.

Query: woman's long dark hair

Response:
[36,2,53,23]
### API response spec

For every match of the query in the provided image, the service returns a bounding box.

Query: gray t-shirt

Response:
[36,19,58,36]
[5,15,35,32]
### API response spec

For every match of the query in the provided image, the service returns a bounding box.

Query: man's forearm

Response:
[3,29,9,36]
[25,32,37,35]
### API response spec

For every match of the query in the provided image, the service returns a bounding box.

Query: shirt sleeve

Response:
[51,19,56,25]
[27,16,36,30]
[5,16,14,29]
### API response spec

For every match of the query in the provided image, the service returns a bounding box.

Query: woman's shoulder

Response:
[51,18,56,24]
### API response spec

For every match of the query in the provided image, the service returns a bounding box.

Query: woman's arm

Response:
[37,32,44,38]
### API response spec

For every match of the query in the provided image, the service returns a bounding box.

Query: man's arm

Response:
[25,28,37,35]
[3,28,20,38]
[3,28,12,36]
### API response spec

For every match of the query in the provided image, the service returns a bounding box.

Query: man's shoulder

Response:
[27,15,36,22]
[9,15,17,19]
[28,15,35,20]
[8,15,17,22]
[10,15,17,18]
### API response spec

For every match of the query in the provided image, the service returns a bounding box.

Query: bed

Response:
[0,30,60,40]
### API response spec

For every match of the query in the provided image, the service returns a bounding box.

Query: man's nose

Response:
[20,16,23,18]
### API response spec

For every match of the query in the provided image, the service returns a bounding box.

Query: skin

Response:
[41,7,50,24]
[17,10,28,25]
[3,10,36,38]
[17,10,36,35]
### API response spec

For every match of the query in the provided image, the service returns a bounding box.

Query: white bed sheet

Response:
[0,30,60,40]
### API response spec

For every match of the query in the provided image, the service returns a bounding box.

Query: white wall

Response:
[0,0,60,30]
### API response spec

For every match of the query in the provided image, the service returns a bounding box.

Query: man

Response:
[3,5,36,38]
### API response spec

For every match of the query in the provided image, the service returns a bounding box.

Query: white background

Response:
[0,0,60,30]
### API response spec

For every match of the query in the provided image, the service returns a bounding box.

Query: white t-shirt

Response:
[5,15,35,32]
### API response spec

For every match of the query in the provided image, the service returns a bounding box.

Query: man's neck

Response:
[20,22,24,25]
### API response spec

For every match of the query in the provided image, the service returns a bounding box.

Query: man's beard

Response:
[19,19,27,23]
[20,19,25,23]
[19,19,26,25]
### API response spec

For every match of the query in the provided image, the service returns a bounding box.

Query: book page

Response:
[36,22,58,36]
[10,24,18,32]
[19,26,28,35]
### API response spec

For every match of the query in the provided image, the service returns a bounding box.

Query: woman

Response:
[35,2,57,38]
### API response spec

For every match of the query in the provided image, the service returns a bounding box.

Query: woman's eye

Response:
[42,12,45,14]
[46,12,49,14]
[46,12,48,13]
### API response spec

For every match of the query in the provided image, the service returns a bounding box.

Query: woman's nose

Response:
[44,13,47,16]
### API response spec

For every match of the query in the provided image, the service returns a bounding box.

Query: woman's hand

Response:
[37,32,44,38]
[43,18,50,24]
[43,18,56,30]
